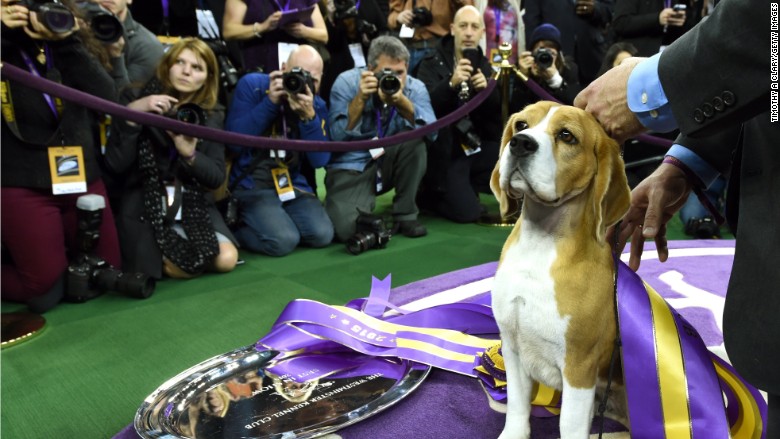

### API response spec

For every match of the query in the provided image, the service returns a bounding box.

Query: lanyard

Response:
[18,47,59,120]
[375,106,396,139]
[664,0,672,8]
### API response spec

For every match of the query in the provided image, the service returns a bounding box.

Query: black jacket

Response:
[415,35,502,192]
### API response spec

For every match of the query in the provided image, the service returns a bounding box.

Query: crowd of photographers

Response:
[1,0,710,312]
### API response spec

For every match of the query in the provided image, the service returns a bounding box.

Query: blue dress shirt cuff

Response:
[627,54,677,133]
[667,144,722,189]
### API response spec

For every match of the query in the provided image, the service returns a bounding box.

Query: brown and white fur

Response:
[490,102,631,439]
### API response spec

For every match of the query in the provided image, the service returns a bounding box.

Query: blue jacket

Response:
[225,72,330,192]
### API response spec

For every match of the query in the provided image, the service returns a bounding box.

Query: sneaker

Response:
[392,220,427,238]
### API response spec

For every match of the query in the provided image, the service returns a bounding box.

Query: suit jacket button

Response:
[712,96,724,111]
[693,109,705,123]
[722,90,736,106]
[702,103,715,117]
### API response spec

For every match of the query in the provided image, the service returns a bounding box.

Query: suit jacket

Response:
[660,0,779,394]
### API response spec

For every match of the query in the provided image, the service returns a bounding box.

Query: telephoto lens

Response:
[77,2,124,43]
[533,48,554,70]
[175,103,207,126]
[282,67,315,94]
[21,0,75,33]
[346,232,379,255]
[377,68,401,95]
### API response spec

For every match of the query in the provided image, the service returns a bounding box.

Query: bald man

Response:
[415,5,503,223]
[224,45,334,257]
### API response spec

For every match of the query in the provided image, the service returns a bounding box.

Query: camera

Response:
[173,103,208,126]
[376,68,401,95]
[333,0,358,20]
[19,0,74,34]
[533,47,555,70]
[283,67,316,94]
[65,195,155,302]
[410,6,433,28]
[76,2,123,42]
[205,39,239,91]
[356,19,378,38]
[346,213,392,255]
[672,3,687,12]
[454,116,482,150]
[461,47,483,70]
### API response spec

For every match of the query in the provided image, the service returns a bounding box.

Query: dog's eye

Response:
[514,120,528,131]
[557,129,577,144]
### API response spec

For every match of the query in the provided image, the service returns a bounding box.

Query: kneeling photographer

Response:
[514,23,582,108]
[224,45,334,257]
[415,5,503,223]
[104,38,239,280]
[1,0,124,312]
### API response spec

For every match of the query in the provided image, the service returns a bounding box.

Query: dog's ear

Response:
[491,114,521,219]
[592,135,631,243]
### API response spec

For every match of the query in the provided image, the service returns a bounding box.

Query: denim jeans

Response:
[233,188,334,256]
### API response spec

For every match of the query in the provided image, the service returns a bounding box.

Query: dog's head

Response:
[490,101,630,242]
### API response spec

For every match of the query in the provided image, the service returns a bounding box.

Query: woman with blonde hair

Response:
[105,38,239,279]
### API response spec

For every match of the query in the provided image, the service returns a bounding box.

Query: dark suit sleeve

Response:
[658,0,769,138]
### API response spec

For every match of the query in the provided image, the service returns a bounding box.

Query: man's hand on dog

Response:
[614,163,693,271]
[574,57,646,143]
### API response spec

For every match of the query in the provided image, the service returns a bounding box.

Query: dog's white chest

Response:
[492,226,569,386]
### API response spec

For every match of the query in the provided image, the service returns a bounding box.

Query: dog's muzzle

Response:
[509,133,538,157]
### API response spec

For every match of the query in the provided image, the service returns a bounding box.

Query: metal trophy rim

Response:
[134,345,431,439]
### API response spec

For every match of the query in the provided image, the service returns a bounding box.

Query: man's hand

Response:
[287,84,316,121]
[358,70,378,101]
[471,69,487,91]
[396,10,414,27]
[573,56,646,143]
[660,8,686,27]
[267,70,286,105]
[450,58,474,89]
[616,163,692,271]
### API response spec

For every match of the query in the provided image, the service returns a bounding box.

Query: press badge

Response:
[272,167,295,202]
[369,137,385,160]
[349,43,367,68]
[48,146,87,195]
[399,24,415,38]
[461,143,481,156]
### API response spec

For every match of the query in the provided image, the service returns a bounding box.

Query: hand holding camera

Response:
[1,1,30,30]
[660,5,686,27]
[267,70,287,105]
[282,67,317,121]
[15,0,79,40]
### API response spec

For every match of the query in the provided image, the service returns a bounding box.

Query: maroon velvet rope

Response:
[521,76,674,149]
[0,62,496,152]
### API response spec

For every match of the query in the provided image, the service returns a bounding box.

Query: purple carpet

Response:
[116,240,735,439]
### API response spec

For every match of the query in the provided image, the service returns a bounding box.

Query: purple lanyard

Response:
[375,107,396,139]
[664,0,672,8]
[18,47,59,120]
[161,0,169,18]
[493,7,501,44]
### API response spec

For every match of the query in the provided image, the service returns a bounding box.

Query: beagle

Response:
[490,101,631,439]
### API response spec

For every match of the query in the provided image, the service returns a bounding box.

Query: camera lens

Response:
[90,13,123,43]
[175,103,207,125]
[534,49,554,70]
[93,269,156,299]
[346,232,377,255]
[283,74,304,94]
[379,74,401,95]
[37,3,76,33]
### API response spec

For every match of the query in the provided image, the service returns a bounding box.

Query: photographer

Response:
[320,0,388,101]
[612,0,700,57]
[514,23,582,109]
[83,0,164,90]
[104,38,238,279]
[327,35,436,241]
[1,0,121,312]
[224,45,334,257]
[415,5,501,223]
[388,0,473,73]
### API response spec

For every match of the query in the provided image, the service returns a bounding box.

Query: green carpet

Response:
[0,187,711,438]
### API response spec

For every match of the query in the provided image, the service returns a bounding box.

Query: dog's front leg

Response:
[558,377,597,439]
[497,338,533,439]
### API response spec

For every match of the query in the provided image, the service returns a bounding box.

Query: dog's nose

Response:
[509,133,538,156]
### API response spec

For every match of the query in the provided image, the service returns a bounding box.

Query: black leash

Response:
[597,219,623,438]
